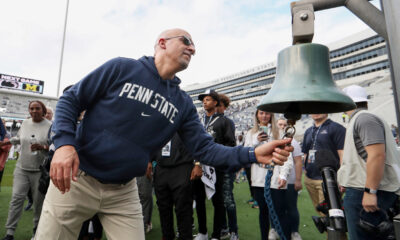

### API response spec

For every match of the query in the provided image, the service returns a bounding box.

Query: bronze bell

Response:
[258,43,356,115]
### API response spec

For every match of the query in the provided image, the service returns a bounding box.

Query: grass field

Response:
[0,160,326,240]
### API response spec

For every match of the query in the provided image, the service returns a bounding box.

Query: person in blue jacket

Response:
[34,28,293,240]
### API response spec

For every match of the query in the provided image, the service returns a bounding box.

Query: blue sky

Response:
[0,0,379,97]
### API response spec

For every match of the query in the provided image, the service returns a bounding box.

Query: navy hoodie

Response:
[52,56,256,184]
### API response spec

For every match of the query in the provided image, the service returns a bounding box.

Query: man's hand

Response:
[255,139,293,166]
[0,140,11,147]
[294,180,302,191]
[277,178,287,189]
[190,165,203,180]
[146,162,153,180]
[362,192,379,212]
[50,145,80,194]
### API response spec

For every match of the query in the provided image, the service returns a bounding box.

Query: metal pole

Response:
[345,0,387,40]
[291,0,346,11]
[56,0,69,98]
[380,0,400,129]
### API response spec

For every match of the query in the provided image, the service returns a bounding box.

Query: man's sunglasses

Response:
[164,35,195,47]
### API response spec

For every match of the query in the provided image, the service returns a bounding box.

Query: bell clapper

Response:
[284,118,297,139]
[268,113,300,168]
[283,112,301,140]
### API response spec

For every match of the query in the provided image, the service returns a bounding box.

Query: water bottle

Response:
[30,134,38,155]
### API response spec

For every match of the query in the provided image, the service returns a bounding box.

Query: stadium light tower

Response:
[290,0,400,132]
[57,0,69,97]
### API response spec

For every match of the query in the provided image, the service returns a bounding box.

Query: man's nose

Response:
[188,45,196,56]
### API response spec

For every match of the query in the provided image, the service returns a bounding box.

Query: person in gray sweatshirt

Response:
[1,100,51,240]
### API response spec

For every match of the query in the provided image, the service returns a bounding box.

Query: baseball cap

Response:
[198,89,220,105]
[342,85,368,103]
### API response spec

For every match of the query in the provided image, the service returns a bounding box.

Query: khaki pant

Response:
[304,175,325,216]
[34,171,144,240]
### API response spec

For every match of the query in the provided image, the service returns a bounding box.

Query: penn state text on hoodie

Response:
[52,56,256,184]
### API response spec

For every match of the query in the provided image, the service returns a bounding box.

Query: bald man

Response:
[34,28,293,240]
[45,107,53,121]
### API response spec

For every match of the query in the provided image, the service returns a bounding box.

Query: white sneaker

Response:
[291,232,302,240]
[268,228,279,240]
[194,233,209,240]
[220,227,230,239]
[145,222,152,233]
[230,232,239,240]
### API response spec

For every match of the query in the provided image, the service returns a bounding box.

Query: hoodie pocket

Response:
[77,129,149,181]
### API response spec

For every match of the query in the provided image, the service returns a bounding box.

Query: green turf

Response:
[0,160,326,239]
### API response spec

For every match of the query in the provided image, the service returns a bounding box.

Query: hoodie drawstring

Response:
[166,79,171,101]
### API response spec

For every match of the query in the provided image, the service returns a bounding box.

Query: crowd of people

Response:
[0,101,52,240]
[0,28,399,240]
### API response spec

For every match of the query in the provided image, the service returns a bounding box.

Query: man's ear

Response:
[158,38,167,50]
[213,100,218,107]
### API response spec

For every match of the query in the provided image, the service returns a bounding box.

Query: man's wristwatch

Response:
[194,161,201,166]
[364,187,378,194]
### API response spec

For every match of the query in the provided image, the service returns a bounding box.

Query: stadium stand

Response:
[0,88,58,125]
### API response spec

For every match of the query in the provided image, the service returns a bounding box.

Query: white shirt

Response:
[287,138,303,184]
[244,127,293,188]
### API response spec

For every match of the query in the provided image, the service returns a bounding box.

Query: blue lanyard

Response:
[203,114,215,130]
[311,121,326,150]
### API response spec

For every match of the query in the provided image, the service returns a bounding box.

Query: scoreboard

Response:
[0,73,44,94]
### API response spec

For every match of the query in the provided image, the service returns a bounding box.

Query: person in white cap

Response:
[338,85,400,240]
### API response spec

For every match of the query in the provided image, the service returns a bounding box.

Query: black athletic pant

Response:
[154,163,194,240]
[193,170,225,239]
[244,167,254,199]
[27,187,33,203]
[253,187,270,240]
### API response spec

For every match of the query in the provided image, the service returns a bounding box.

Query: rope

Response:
[264,165,287,240]
[263,123,296,240]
